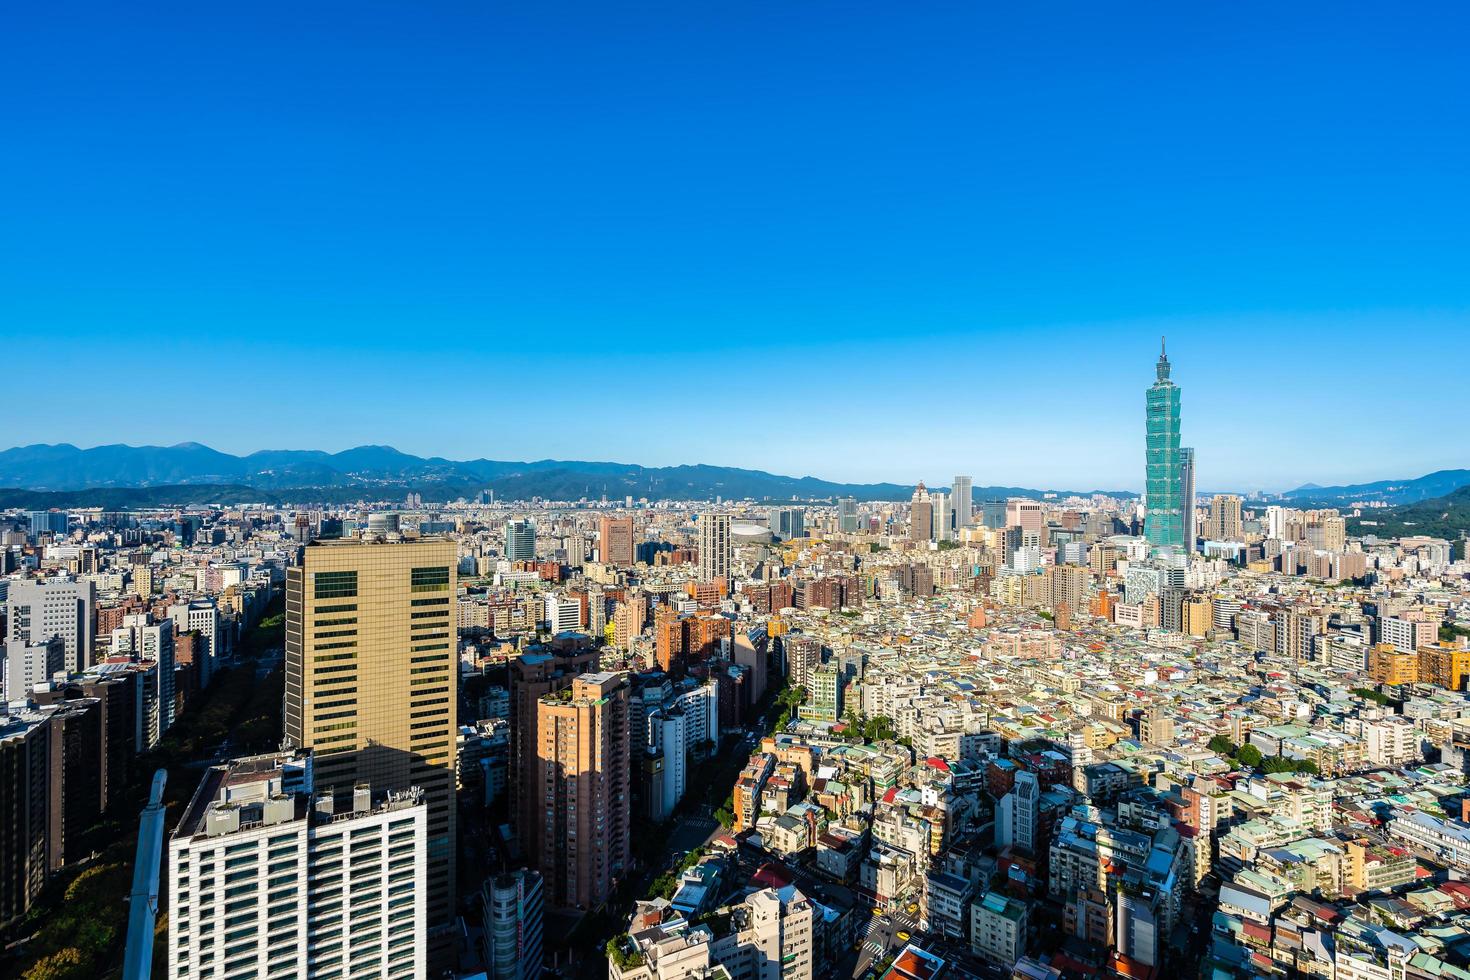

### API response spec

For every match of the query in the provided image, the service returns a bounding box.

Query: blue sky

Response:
[3,3,1467,491]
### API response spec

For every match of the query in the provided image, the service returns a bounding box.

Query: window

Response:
[314,572,358,600]
[410,567,449,593]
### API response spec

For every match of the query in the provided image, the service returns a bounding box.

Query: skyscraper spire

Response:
[1145,343,1183,552]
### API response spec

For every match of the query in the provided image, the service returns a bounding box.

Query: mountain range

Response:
[0,443,1135,505]
[1284,469,1470,504]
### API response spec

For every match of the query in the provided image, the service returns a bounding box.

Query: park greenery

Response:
[1351,687,1391,706]
[844,711,897,744]
[1206,734,1319,775]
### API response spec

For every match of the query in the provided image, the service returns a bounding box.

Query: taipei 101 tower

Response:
[1145,339,1185,552]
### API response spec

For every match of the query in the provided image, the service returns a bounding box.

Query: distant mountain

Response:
[0,442,1135,504]
[1284,469,1470,504]
[1349,485,1470,549]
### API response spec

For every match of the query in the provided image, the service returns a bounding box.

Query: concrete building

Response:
[995,770,1039,855]
[697,513,732,583]
[166,750,428,980]
[534,671,632,909]
[952,476,973,529]
[505,519,537,562]
[0,705,52,930]
[483,868,544,980]
[283,537,458,940]
[4,636,64,701]
[971,890,1029,965]
[5,578,96,674]
[599,515,636,568]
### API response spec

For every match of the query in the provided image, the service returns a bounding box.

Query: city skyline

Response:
[6,4,1469,488]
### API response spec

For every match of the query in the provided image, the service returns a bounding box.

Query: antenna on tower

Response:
[1161,335,1166,357]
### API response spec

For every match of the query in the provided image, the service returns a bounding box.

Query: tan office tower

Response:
[284,538,458,941]
[533,671,631,909]
[697,513,732,583]
[599,514,636,567]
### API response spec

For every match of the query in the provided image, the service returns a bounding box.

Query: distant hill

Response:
[1284,469,1470,504]
[0,485,281,509]
[0,442,1135,505]
[1349,485,1470,548]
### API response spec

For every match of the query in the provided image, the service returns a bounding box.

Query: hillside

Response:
[0,443,1135,504]
[1349,485,1470,547]
[1285,469,1470,504]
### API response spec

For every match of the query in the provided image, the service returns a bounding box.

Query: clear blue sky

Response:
[4,3,1467,491]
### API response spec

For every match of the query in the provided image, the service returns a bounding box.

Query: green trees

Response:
[1207,734,1236,756]
[1204,734,1313,774]
[844,712,897,744]
[606,936,645,969]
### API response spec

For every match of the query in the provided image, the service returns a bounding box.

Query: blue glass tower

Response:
[1145,340,1184,552]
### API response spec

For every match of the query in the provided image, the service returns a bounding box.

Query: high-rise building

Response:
[767,507,805,540]
[167,750,428,980]
[27,511,68,540]
[509,648,599,878]
[598,515,635,568]
[910,483,933,543]
[505,519,537,562]
[697,513,732,583]
[283,537,458,939]
[1144,340,1185,552]
[932,490,953,542]
[0,705,52,931]
[5,578,96,675]
[168,599,221,688]
[1180,447,1196,552]
[4,637,64,701]
[979,500,1007,530]
[543,593,583,634]
[482,869,544,980]
[1006,500,1044,534]
[1207,494,1244,542]
[995,769,1039,855]
[952,476,973,528]
[533,671,631,909]
[838,497,859,533]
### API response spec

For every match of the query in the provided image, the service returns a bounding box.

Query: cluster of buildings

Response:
[8,348,1470,980]
[1,506,278,934]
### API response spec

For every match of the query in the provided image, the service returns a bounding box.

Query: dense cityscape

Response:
[2,346,1469,980]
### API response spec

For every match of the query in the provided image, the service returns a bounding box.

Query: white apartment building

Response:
[1361,717,1421,768]
[4,578,96,674]
[544,594,584,633]
[167,751,428,980]
[608,887,814,980]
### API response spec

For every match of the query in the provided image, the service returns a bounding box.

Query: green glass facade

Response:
[1145,345,1184,551]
